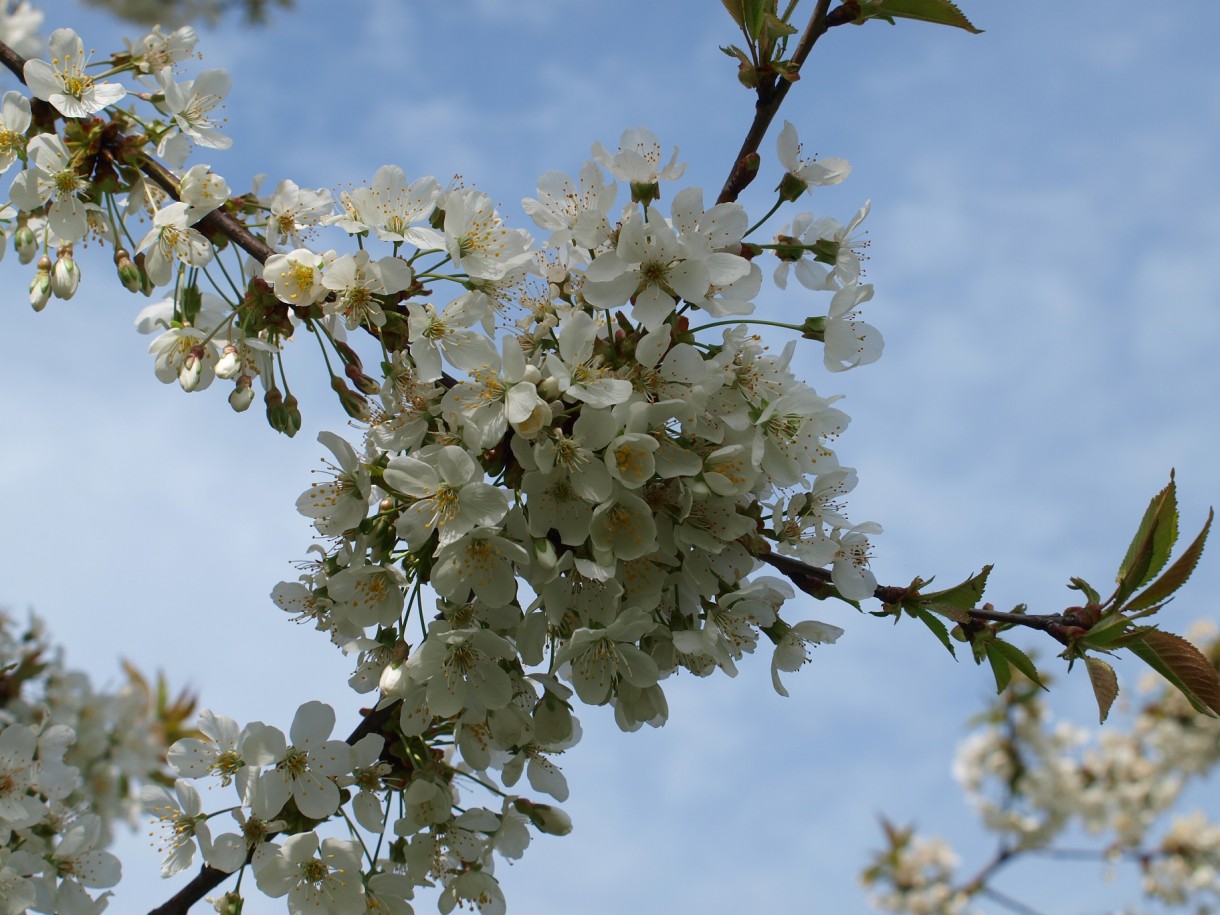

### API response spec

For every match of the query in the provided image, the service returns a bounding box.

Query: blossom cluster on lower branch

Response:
[0,609,189,914]
[861,624,1220,914]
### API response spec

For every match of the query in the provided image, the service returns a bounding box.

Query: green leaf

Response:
[1114,476,1179,608]
[917,566,991,623]
[990,639,1047,690]
[763,12,797,40]
[1081,615,1146,650]
[1084,657,1119,723]
[863,0,983,34]
[1125,629,1220,717]
[721,0,745,28]
[1067,577,1101,605]
[1123,508,1213,614]
[743,0,767,39]
[913,606,956,658]
[985,642,1012,693]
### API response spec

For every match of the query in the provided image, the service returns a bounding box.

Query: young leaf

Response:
[721,0,745,28]
[864,0,983,34]
[1067,576,1101,605]
[1123,508,1213,614]
[913,606,957,658]
[989,639,1046,690]
[1125,629,1220,717]
[1114,476,1178,608]
[1084,656,1119,724]
[985,642,1012,694]
[917,565,991,623]
[743,0,767,40]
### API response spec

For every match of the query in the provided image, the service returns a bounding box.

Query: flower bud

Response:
[283,393,302,437]
[512,798,572,836]
[14,224,37,264]
[264,387,290,434]
[178,346,206,392]
[379,662,408,698]
[344,362,381,396]
[29,255,52,311]
[228,379,255,412]
[331,376,371,422]
[114,248,143,293]
[51,246,80,300]
[215,344,242,380]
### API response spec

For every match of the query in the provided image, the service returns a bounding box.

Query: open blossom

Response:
[592,126,686,193]
[321,250,413,330]
[522,161,616,253]
[23,29,126,118]
[384,445,509,551]
[0,91,30,175]
[244,701,354,821]
[266,179,335,249]
[136,201,215,286]
[156,68,232,166]
[126,23,197,74]
[9,134,92,242]
[440,188,534,281]
[776,120,851,194]
[264,247,332,306]
[296,431,372,537]
[824,282,883,372]
[255,832,365,914]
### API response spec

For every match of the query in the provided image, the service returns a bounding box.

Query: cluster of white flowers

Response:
[0,11,893,910]
[863,624,1220,914]
[0,610,181,915]
[0,9,894,913]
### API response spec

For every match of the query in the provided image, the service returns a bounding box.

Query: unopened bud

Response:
[215,344,242,380]
[178,346,206,392]
[512,798,572,836]
[264,387,289,434]
[14,224,37,264]
[379,662,408,698]
[331,375,371,421]
[533,538,558,571]
[114,248,143,293]
[344,362,380,395]
[51,246,80,300]
[29,255,52,311]
[228,379,255,412]
[283,393,302,437]
[212,891,244,915]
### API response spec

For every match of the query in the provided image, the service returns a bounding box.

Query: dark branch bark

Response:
[0,40,274,267]
[716,0,861,205]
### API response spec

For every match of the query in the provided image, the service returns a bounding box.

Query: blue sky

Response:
[2,1,1219,912]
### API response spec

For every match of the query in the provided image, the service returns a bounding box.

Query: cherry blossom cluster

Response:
[0,9,889,914]
[0,609,184,914]
[862,623,1220,913]
[154,699,569,914]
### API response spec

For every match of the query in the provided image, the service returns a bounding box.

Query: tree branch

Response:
[716,0,859,205]
[0,40,274,267]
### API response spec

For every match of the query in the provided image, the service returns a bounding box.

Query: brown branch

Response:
[0,39,274,266]
[758,550,1074,636]
[137,155,276,264]
[716,0,860,205]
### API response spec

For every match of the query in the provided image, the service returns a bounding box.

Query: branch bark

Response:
[716,0,860,205]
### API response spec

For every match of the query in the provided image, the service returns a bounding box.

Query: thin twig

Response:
[716,0,846,204]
